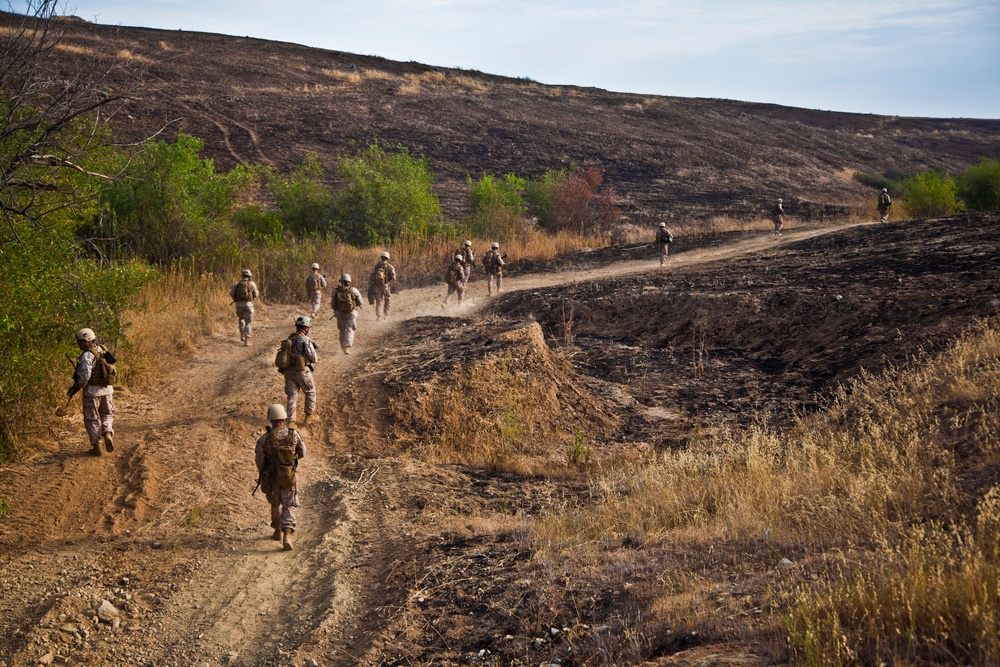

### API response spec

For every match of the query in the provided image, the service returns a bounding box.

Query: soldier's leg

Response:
[301,371,316,416]
[660,244,667,265]
[268,494,281,530]
[496,271,502,293]
[343,311,358,349]
[487,272,494,296]
[443,284,454,305]
[284,373,300,422]
[374,293,384,319]
[456,283,465,303]
[99,393,115,451]
[279,488,299,531]
[382,287,391,318]
[311,291,322,316]
[235,306,245,340]
[461,266,470,287]
[82,395,102,453]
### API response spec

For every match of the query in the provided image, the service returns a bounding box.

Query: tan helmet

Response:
[295,315,311,328]
[882,188,888,193]
[340,273,351,285]
[241,269,252,278]
[380,251,390,260]
[266,404,287,421]
[454,254,463,261]
[659,222,666,228]
[777,198,783,203]
[310,262,320,270]
[491,242,499,249]
[74,328,96,342]
[463,240,472,247]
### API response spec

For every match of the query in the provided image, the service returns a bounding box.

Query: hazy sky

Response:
[18,0,1000,118]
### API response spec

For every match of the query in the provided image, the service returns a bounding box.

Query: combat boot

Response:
[271,527,282,541]
[282,529,293,551]
[301,413,313,426]
[90,442,102,456]
[103,432,115,453]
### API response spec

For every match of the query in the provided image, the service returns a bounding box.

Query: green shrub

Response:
[268,154,336,236]
[334,143,444,246]
[957,158,1000,212]
[230,205,284,245]
[466,173,530,241]
[853,170,908,194]
[903,170,961,219]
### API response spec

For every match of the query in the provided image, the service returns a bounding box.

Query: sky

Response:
[16,0,1000,118]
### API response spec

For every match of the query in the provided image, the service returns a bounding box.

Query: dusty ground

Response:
[2,214,998,666]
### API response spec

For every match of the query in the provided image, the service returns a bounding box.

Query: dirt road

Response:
[0,220,882,666]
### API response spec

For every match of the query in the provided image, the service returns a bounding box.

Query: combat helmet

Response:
[295,315,311,328]
[340,273,352,285]
[266,404,287,421]
[74,328,96,342]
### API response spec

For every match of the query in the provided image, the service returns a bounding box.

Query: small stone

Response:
[225,653,240,665]
[550,626,560,637]
[38,653,54,665]
[306,660,320,667]
[778,558,794,569]
[96,600,119,622]
[533,637,546,649]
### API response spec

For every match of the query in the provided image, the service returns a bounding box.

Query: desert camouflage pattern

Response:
[368,261,396,318]
[73,346,114,446]
[255,426,306,531]
[282,333,317,420]
[334,287,363,351]
[230,280,260,340]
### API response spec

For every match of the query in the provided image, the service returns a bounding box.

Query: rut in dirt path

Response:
[0,220,868,666]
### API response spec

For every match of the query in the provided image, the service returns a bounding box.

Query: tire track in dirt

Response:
[0,221,868,666]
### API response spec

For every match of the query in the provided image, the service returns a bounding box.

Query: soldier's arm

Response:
[295,432,306,460]
[70,351,94,394]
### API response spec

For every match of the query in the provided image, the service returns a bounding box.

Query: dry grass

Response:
[121,264,231,389]
[529,319,1000,663]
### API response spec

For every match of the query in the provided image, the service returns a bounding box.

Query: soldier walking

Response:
[482,242,505,296]
[68,328,115,456]
[655,222,674,266]
[457,240,475,286]
[367,251,396,320]
[331,274,363,354]
[305,263,327,318]
[255,404,306,551]
[772,198,784,236]
[230,269,260,346]
[877,188,892,222]
[279,315,318,425]
[443,254,465,306]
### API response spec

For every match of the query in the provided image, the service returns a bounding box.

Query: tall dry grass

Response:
[530,320,1000,664]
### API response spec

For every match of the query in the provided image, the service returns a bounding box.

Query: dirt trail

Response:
[0,221,867,666]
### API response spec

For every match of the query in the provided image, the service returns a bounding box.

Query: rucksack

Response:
[305,274,321,292]
[234,280,253,302]
[371,264,387,287]
[658,230,673,244]
[87,348,117,387]
[268,427,299,490]
[446,263,463,285]
[274,334,307,372]
[334,287,355,313]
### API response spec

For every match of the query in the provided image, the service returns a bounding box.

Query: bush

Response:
[334,143,444,246]
[903,170,960,219]
[524,166,620,236]
[268,154,336,236]
[957,158,1000,212]
[466,173,531,241]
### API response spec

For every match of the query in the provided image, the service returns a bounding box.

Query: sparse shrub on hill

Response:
[524,166,620,236]
[903,169,961,218]
[333,142,445,246]
[957,157,1000,212]
[465,173,530,241]
[88,133,252,265]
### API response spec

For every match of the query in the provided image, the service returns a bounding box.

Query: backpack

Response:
[268,427,299,490]
[446,263,463,285]
[234,280,253,302]
[305,273,321,292]
[334,287,355,313]
[371,264,387,287]
[275,334,307,372]
[657,229,673,245]
[87,348,117,387]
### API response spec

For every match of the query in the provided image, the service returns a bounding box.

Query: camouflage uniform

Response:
[457,245,475,286]
[332,285,364,353]
[772,200,784,235]
[482,249,505,296]
[655,227,673,265]
[443,259,465,305]
[305,272,327,317]
[255,425,306,533]
[230,278,260,342]
[877,190,892,222]
[367,261,396,319]
[281,331,318,421]
[71,344,114,453]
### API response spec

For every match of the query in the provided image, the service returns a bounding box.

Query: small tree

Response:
[269,154,336,236]
[334,143,443,246]
[466,173,528,240]
[524,166,619,236]
[957,158,1000,212]
[903,170,960,219]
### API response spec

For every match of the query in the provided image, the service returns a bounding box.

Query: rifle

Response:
[252,477,262,496]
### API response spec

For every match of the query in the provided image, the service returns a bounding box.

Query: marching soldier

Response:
[280,315,318,425]
[655,222,674,266]
[772,198,784,236]
[230,269,260,345]
[305,263,327,318]
[331,274,363,354]
[457,240,475,286]
[482,242,506,296]
[367,251,396,320]
[877,188,892,222]
[67,328,115,456]
[443,254,465,306]
[255,404,306,551]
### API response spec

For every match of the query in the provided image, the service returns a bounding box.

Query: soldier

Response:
[367,251,396,321]
[655,222,674,266]
[279,315,318,425]
[255,404,306,551]
[772,198,784,236]
[457,239,475,286]
[230,269,260,346]
[877,188,892,222]
[305,263,327,318]
[482,242,506,296]
[443,254,465,306]
[331,274,363,354]
[67,328,115,456]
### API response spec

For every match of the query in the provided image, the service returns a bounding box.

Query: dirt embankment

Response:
[1,216,999,666]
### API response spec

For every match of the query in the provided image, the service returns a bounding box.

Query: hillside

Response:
[5,10,999,222]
